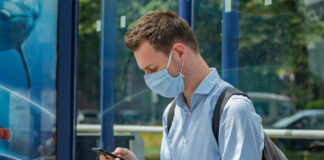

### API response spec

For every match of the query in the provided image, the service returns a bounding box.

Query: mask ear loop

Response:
[166,51,173,69]
[167,50,184,76]
[180,62,184,77]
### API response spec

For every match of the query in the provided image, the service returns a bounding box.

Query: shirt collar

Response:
[193,68,220,95]
[175,68,221,110]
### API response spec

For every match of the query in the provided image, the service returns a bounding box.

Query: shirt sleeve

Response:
[218,95,264,160]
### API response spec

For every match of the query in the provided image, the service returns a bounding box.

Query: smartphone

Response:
[92,148,125,160]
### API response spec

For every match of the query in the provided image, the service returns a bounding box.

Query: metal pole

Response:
[77,124,324,140]
[100,0,116,152]
[57,0,79,159]
[222,0,239,87]
[179,0,195,31]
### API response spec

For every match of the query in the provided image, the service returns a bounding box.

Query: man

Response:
[101,9,264,160]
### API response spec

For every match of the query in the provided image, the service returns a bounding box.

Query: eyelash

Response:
[150,67,158,72]
[145,67,157,74]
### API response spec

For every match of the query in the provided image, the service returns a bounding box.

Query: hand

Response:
[100,147,136,160]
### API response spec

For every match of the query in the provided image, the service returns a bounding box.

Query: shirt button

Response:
[188,111,191,116]
[183,139,186,144]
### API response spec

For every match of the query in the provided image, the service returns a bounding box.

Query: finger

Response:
[99,155,106,160]
[100,154,111,160]
[113,147,123,155]
[114,147,127,155]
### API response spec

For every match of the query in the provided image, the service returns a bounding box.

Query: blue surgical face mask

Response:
[144,51,184,98]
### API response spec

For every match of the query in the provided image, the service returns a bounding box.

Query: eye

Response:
[144,66,158,75]
[148,66,158,73]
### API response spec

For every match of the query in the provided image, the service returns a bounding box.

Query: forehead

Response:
[134,42,166,70]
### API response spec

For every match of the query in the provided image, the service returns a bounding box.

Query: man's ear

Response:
[172,43,186,62]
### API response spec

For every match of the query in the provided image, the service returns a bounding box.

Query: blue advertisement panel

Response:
[0,0,57,159]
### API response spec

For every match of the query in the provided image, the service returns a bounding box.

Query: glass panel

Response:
[77,1,102,159]
[237,0,324,158]
[237,0,324,127]
[78,0,324,159]
[0,0,58,159]
[77,1,178,159]
[195,0,324,158]
[253,101,270,116]
[114,0,178,126]
[314,116,324,129]
[78,0,101,124]
[78,0,179,125]
[275,137,324,156]
[195,0,222,70]
[114,3,178,159]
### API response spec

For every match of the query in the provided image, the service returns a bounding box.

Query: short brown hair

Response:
[124,9,199,55]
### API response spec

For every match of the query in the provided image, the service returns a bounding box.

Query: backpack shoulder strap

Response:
[212,87,248,144]
[212,88,287,159]
[167,100,177,133]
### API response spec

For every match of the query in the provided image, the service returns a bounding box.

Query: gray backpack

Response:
[167,87,287,160]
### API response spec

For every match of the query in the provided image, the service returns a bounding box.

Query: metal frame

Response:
[100,0,116,153]
[56,0,79,159]
[179,0,195,31]
[78,124,324,140]
[221,0,240,87]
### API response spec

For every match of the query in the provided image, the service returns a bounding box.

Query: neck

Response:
[182,55,211,108]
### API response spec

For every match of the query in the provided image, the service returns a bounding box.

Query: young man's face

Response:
[134,41,180,77]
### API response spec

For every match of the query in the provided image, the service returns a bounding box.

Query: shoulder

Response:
[220,94,263,130]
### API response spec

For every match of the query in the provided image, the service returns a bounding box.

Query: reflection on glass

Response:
[78,0,179,126]
[0,0,57,159]
[237,0,324,158]
[196,0,324,158]
[78,1,178,160]
[248,92,295,127]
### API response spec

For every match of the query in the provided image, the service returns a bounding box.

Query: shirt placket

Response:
[178,103,193,160]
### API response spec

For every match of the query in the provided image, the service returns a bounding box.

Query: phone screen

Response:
[92,148,125,160]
